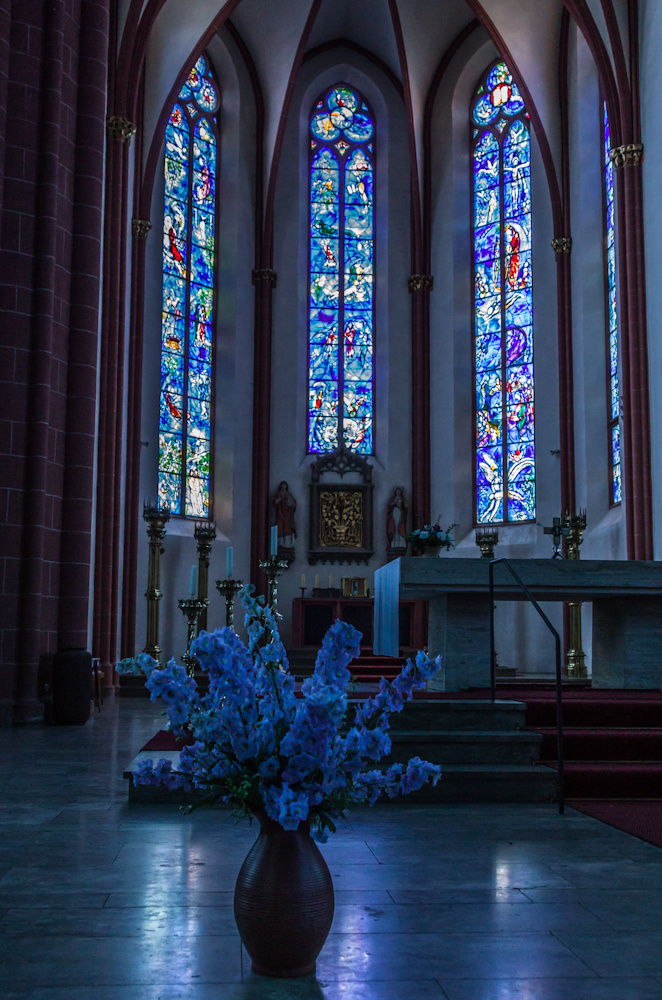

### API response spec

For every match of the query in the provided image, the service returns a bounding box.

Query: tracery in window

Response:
[159,55,218,517]
[603,103,621,504]
[472,62,535,524]
[308,85,374,454]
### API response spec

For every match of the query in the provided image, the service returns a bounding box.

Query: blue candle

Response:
[270,525,278,556]
[226,546,233,578]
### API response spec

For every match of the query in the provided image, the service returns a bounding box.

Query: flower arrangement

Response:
[408,520,457,553]
[117,587,442,841]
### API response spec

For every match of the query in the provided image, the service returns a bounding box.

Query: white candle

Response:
[226,546,233,578]
[270,525,278,556]
[301,574,305,588]
[329,575,333,588]
[190,564,198,596]
[314,574,319,589]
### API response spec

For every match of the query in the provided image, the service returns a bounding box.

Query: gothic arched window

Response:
[603,103,621,504]
[308,85,374,454]
[472,62,535,524]
[159,56,218,517]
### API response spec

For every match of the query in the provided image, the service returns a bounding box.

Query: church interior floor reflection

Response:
[1,698,662,999]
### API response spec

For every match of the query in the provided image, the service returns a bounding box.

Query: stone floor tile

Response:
[439,977,662,999]
[25,982,448,1000]
[316,931,594,981]
[552,931,662,977]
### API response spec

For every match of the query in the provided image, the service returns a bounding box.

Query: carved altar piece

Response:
[308,444,373,565]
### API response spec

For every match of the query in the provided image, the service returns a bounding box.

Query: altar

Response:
[374,557,662,690]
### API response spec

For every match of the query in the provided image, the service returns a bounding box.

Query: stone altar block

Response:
[374,557,662,690]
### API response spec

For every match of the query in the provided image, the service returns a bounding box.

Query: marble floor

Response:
[1,698,661,1000]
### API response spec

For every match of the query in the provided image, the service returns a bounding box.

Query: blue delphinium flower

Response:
[121,586,442,839]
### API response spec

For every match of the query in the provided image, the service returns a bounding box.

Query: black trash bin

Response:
[52,648,92,725]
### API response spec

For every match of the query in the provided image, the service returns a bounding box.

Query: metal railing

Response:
[488,558,565,815]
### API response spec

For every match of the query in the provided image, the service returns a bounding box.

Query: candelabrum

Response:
[178,598,209,676]
[194,522,216,634]
[143,501,171,659]
[215,579,243,628]
[259,556,289,610]
[562,509,588,679]
[475,527,499,559]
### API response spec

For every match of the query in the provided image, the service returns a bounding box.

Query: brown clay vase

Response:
[233,814,334,977]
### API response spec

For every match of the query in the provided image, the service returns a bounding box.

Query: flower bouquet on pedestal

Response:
[117,586,442,978]
[408,520,457,556]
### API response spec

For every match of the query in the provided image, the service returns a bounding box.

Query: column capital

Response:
[252,268,277,287]
[551,236,572,255]
[609,143,644,169]
[132,219,152,239]
[408,274,434,292]
[106,115,137,144]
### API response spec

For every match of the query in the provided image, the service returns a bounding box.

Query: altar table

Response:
[374,557,662,690]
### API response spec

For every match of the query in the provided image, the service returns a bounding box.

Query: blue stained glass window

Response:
[603,104,621,504]
[159,56,218,517]
[472,62,535,524]
[308,85,374,453]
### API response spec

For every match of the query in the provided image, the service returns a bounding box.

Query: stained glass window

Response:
[603,103,621,504]
[159,55,218,517]
[308,85,374,453]
[472,62,535,524]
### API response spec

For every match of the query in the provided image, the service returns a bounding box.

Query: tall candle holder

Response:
[475,527,499,559]
[215,579,243,628]
[562,509,587,679]
[259,556,289,610]
[143,500,170,659]
[194,522,216,634]
[178,598,209,676]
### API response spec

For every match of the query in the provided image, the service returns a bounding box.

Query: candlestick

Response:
[142,500,171,660]
[270,525,278,556]
[194,521,216,634]
[215,578,243,628]
[259,556,289,610]
[178,598,208,676]
[226,545,233,578]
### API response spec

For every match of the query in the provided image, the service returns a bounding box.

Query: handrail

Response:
[489,557,564,815]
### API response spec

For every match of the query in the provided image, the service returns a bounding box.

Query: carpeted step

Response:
[536,727,662,762]
[542,761,662,799]
[517,697,662,729]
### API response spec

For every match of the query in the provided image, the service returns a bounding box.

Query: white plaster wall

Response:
[640,0,662,558]
[268,48,411,647]
[136,30,255,660]
[429,35,563,677]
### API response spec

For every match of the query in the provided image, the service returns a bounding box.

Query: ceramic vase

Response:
[234,814,334,977]
[421,546,442,557]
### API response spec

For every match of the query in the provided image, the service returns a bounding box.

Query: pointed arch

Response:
[159,54,219,517]
[472,61,535,524]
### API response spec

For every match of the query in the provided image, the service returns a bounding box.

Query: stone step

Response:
[380,699,528,732]
[390,764,558,804]
[385,730,543,766]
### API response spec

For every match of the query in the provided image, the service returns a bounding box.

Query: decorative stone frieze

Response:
[252,268,277,287]
[132,219,152,239]
[609,143,644,169]
[106,116,137,144]
[551,236,572,255]
[408,274,434,292]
